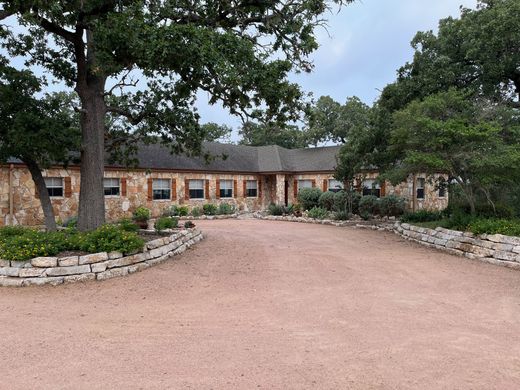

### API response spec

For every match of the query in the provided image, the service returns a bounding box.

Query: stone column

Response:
[275,174,286,205]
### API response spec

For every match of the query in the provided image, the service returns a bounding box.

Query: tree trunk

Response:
[76,76,107,231]
[25,159,57,231]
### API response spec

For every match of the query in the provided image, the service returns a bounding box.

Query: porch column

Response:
[275,174,286,205]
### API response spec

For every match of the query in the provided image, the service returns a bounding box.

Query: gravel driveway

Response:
[1,220,519,389]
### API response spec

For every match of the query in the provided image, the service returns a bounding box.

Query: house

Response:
[0,142,448,226]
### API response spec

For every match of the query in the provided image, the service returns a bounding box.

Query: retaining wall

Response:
[0,228,203,287]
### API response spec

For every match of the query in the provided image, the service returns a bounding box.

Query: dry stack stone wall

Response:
[0,228,203,287]
[395,222,520,270]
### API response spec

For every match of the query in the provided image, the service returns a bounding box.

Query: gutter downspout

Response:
[8,164,14,226]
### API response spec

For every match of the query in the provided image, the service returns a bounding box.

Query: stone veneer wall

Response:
[0,228,203,287]
[394,222,520,270]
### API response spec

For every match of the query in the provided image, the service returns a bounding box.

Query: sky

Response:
[197,0,479,134]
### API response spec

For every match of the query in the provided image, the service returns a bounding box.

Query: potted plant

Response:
[132,206,151,229]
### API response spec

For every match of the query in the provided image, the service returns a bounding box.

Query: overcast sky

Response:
[198,0,479,132]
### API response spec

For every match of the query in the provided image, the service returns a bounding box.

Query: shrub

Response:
[401,209,443,223]
[63,216,78,228]
[117,218,140,233]
[307,206,329,220]
[154,216,179,232]
[203,203,218,215]
[319,191,336,211]
[132,206,151,222]
[163,205,178,217]
[333,191,361,214]
[333,210,350,221]
[379,195,406,217]
[78,224,145,254]
[177,206,189,216]
[191,207,202,217]
[359,195,380,216]
[184,221,195,228]
[268,203,284,216]
[468,218,520,237]
[218,203,235,215]
[297,187,322,210]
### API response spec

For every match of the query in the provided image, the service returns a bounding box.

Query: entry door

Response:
[284,180,289,206]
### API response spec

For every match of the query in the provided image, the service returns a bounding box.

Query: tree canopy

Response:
[238,121,307,149]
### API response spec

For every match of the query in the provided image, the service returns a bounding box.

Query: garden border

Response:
[0,228,204,287]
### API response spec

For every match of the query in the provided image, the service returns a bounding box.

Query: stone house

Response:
[0,142,448,226]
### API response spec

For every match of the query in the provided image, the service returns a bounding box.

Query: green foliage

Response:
[184,221,196,229]
[117,218,140,233]
[332,190,361,214]
[154,216,179,233]
[297,187,323,210]
[133,206,151,222]
[0,224,145,261]
[468,219,520,237]
[239,121,307,149]
[202,204,218,216]
[191,207,202,217]
[401,210,444,223]
[379,195,406,217]
[217,203,235,215]
[318,191,336,211]
[307,206,329,220]
[63,216,78,228]
[177,206,189,217]
[333,211,350,221]
[268,204,284,216]
[358,196,380,216]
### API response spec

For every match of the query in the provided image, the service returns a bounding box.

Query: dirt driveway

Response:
[1,220,520,389]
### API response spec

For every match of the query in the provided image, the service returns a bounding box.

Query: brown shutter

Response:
[121,178,127,197]
[311,179,316,188]
[233,179,238,198]
[257,179,262,199]
[322,179,328,192]
[147,178,153,201]
[205,179,210,200]
[243,180,247,198]
[356,178,362,193]
[380,180,386,197]
[184,179,190,200]
[216,179,220,199]
[64,177,72,198]
[171,179,176,200]
[294,180,298,198]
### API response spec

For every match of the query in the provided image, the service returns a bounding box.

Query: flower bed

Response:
[0,228,203,287]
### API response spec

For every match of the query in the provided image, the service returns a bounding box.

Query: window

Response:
[44,177,63,197]
[328,179,344,193]
[362,179,381,198]
[152,179,171,200]
[219,179,233,198]
[189,179,205,199]
[416,178,425,199]
[246,180,258,197]
[298,180,313,191]
[438,178,447,198]
[104,178,120,196]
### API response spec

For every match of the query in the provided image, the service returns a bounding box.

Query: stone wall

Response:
[0,228,204,287]
[394,222,520,270]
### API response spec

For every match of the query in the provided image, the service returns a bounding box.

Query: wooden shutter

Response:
[216,179,220,199]
[293,180,298,198]
[171,179,177,200]
[380,180,386,197]
[205,180,210,199]
[257,179,262,199]
[243,180,247,198]
[322,179,328,192]
[64,177,72,198]
[121,178,127,197]
[311,179,316,188]
[147,178,153,201]
[184,179,190,200]
[233,179,238,198]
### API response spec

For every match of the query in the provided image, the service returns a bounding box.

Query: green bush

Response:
[133,206,151,222]
[307,206,329,220]
[333,191,361,214]
[218,203,235,215]
[401,209,443,223]
[63,216,78,228]
[78,224,145,254]
[297,187,322,210]
[203,203,218,215]
[359,195,380,216]
[333,211,350,220]
[117,218,140,233]
[154,216,179,232]
[191,207,202,217]
[468,218,520,237]
[177,206,189,216]
[319,191,336,211]
[379,195,406,217]
[268,203,284,216]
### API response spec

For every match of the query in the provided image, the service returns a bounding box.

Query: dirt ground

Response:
[1,220,520,389]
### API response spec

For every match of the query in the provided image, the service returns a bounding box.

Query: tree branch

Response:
[106,106,146,125]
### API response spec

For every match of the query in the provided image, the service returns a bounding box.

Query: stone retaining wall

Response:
[394,222,520,270]
[253,212,386,227]
[0,228,203,287]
